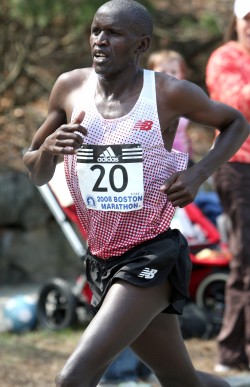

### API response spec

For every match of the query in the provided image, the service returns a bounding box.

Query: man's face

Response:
[90,7,140,76]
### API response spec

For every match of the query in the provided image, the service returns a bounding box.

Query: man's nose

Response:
[95,31,108,45]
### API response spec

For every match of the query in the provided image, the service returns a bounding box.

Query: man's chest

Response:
[94,92,140,120]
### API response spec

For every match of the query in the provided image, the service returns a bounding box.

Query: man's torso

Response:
[61,67,181,151]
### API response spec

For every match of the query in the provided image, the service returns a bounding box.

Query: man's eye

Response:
[109,30,119,36]
[92,29,100,35]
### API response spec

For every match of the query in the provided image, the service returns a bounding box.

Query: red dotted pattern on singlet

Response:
[64,70,188,258]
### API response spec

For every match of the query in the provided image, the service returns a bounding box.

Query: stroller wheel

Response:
[196,272,228,332]
[37,278,77,330]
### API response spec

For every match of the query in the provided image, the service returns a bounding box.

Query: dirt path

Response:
[0,329,246,387]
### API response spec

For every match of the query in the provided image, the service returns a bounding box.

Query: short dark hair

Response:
[98,0,153,37]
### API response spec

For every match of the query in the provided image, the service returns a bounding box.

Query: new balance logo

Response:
[133,120,153,131]
[138,268,158,279]
[97,147,118,162]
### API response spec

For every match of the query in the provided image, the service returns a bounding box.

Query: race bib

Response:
[77,144,144,212]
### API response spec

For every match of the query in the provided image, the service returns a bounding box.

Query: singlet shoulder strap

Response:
[83,69,97,97]
[141,69,157,102]
[71,70,97,121]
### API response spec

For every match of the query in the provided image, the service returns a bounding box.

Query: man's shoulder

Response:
[50,68,93,108]
[56,67,93,88]
[154,71,192,98]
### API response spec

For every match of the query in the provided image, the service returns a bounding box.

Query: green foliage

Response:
[8,0,105,28]
[199,12,221,35]
[6,0,154,28]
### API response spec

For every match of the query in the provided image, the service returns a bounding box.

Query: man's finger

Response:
[72,111,85,124]
[160,173,178,192]
[72,111,87,136]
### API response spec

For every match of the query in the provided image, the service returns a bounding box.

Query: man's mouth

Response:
[94,51,109,63]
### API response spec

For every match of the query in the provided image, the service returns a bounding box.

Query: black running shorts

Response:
[85,228,192,315]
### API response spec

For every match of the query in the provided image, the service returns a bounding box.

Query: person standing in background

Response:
[206,0,250,373]
[147,50,191,156]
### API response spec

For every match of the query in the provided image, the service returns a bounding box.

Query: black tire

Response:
[196,272,228,333]
[37,278,77,330]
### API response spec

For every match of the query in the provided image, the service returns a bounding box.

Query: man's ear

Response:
[136,35,151,54]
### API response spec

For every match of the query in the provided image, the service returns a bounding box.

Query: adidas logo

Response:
[97,146,118,162]
[138,268,158,279]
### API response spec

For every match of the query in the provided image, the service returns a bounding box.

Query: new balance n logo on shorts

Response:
[138,268,158,279]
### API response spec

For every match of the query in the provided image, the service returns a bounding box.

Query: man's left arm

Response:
[160,80,250,207]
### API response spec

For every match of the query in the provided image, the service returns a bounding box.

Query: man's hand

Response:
[42,111,87,155]
[160,169,202,208]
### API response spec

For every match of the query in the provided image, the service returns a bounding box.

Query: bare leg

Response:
[55,279,171,387]
[55,279,229,387]
[130,313,230,387]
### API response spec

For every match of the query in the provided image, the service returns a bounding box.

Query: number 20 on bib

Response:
[77,144,144,212]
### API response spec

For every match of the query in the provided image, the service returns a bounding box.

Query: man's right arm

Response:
[23,109,67,186]
[23,75,86,186]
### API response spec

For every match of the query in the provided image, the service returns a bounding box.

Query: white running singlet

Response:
[64,69,188,258]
